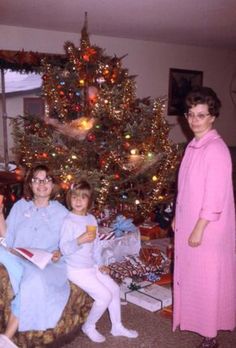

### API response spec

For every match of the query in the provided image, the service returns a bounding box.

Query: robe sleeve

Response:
[5,199,23,247]
[199,141,232,222]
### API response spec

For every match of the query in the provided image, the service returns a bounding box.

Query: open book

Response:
[0,239,52,270]
[12,247,53,270]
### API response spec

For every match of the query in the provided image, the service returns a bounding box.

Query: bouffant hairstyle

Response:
[24,164,58,200]
[185,86,222,117]
[66,179,94,211]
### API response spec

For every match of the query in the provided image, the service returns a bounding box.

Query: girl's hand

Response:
[77,230,96,245]
[99,265,110,274]
[51,250,61,262]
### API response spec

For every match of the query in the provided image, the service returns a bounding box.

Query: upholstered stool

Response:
[0,265,92,348]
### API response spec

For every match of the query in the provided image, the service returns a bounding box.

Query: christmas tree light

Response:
[12,14,181,219]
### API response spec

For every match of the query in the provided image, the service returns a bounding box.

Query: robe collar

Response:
[188,129,221,149]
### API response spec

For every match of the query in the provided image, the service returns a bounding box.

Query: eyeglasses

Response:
[184,112,211,120]
[31,177,52,184]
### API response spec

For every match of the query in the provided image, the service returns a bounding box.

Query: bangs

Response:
[71,189,90,199]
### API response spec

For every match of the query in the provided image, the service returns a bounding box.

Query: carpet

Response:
[62,302,236,348]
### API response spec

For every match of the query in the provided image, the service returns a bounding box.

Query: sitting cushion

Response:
[0,264,92,348]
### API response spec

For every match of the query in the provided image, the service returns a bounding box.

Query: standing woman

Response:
[0,165,69,343]
[172,87,236,348]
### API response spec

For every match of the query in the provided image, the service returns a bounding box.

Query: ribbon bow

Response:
[111,214,137,237]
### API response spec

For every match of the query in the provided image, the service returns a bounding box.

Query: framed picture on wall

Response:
[23,97,45,118]
[168,68,203,116]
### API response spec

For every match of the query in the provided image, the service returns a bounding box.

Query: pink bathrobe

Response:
[173,129,236,337]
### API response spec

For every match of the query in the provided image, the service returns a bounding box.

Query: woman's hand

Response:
[99,265,110,274]
[188,227,204,247]
[171,217,176,232]
[188,218,209,247]
[51,250,61,262]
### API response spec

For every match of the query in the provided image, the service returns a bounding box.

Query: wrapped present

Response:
[120,280,151,299]
[140,239,172,274]
[142,237,172,254]
[155,273,172,285]
[120,280,172,312]
[139,222,166,240]
[111,215,137,238]
[96,229,141,265]
[108,255,161,283]
[139,247,163,267]
[161,305,173,318]
[98,226,116,240]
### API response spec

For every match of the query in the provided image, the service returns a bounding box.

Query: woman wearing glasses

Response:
[0,165,69,344]
[172,87,236,348]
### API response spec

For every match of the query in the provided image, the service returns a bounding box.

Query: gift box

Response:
[140,238,172,273]
[120,280,172,312]
[142,237,172,254]
[139,223,167,240]
[139,247,163,267]
[109,255,159,283]
[96,228,141,265]
[155,273,172,285]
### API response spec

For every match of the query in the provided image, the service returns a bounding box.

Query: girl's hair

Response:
[185,86,222,117]
[24,164,58,200]
[66,179,94,211]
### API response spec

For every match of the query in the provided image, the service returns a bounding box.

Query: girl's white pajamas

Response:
[60,212,138,342]
[67,265,121,327]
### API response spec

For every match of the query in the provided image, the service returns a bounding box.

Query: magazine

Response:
[0,238,52,270]
[12,247,53,270]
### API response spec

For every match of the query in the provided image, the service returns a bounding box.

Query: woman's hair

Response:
[185,86,222,117]
[24,164,58,200]
[66,179,94,211]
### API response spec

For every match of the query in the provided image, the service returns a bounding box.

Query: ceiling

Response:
[1,0,236,50]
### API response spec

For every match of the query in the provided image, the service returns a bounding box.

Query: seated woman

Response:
[0,165,70,345]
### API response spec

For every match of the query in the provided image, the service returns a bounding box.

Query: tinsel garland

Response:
[11,13,182,218]
[0,50,65,73]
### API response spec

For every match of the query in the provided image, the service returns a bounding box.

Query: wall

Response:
[0,24,236,161]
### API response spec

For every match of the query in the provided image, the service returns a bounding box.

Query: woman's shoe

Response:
[197,337,219,348]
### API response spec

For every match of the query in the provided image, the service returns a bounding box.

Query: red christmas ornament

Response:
[86,47,97,56]
[60,182,70,190]
[99,158,106,167]
[75,104,81,112]
[114,173,120,180]
[37,152,49,159]
[123,142,130,149]
[83,54,90,61]
[87,133,96,142]
[10,193,16,202]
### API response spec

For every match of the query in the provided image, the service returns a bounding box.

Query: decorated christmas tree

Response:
[12,14,180,220]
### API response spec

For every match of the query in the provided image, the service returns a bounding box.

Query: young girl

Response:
[60,179,138,343]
